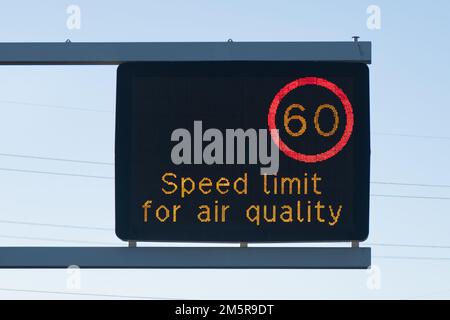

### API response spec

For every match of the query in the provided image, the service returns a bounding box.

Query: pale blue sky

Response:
[0,0,449,299]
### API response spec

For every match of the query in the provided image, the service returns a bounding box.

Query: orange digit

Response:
[314,104,339,137]
[284,104,307,137]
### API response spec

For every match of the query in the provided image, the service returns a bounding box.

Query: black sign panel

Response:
[115,62,370,242]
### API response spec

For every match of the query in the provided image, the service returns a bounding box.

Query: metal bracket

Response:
[128,241,137,248]
[352,35,363,57]
[240,242,248,248]
[351,241,360,248]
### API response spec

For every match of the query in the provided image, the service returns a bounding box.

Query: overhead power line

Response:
[0,234,117,246]
[2,221,450,251]
[368,243,450,250]
[3,220,450,251]
[0,152,113,166]
[3,99,450,141]
[371,194,450,201]
[0,219,113,231]
[374,255,450,262]
[0,99,113,113]
[371,181,450,188]
[2,100,450,140]
[0,167,113,180]
[373,132,450,140]
[2,151,450,188]
[1,167,450,200]
[7,153,450,187]
[0,288,179,300]
[1,234,450,263]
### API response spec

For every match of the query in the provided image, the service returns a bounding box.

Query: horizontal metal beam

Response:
[0,247,371,269]
[0,42,371,65]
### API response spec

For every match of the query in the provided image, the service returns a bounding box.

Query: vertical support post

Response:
[128,241,137,248]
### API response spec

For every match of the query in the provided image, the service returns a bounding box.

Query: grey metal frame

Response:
[0,41,371,65]
[0,247,371,269]
[0,41,371,269]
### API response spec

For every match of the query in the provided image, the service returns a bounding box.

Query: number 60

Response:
[283,103,339,137]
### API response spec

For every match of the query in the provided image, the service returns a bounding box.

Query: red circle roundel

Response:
[267,77,354,163]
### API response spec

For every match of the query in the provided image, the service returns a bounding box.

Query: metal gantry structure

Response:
[0,41,371,269]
